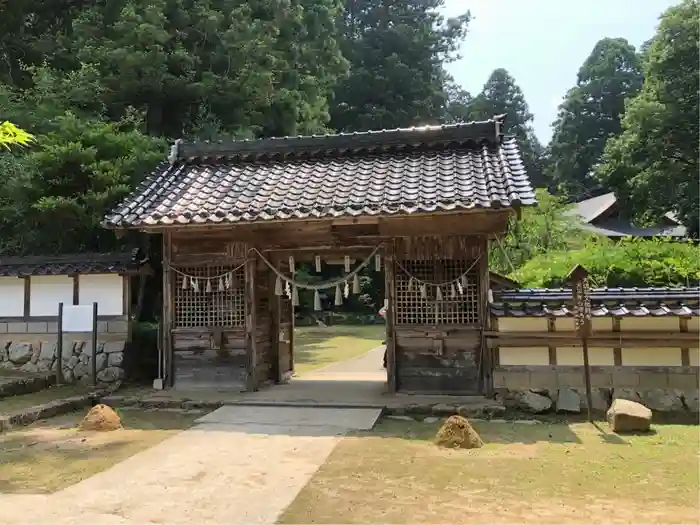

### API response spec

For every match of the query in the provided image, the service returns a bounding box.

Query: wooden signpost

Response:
[568,265,593,421]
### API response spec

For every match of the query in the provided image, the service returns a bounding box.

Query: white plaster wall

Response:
[499,347,549,365]
[621,317,680,332]
[497,318,548,332]
[690,349,699,367]
[0,277,25,317]
[79,274,124,316]
[30,276,74,317]
[621,347,682,366]
[556,346,615,366]
[556,317,611,332]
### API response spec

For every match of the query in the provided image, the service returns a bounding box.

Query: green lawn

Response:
[0,408,202,494]
[0,385,92,414]
[280,418,700,524]
[293,325,385,375]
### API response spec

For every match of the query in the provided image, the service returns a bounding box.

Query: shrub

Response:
[512,237,700,288]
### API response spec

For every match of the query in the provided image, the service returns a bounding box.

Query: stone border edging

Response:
[0,373,56,400]
[94,394,508,418]
[0,390,109,432]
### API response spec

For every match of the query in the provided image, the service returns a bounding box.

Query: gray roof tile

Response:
[0,251,150,277]
[104,116,536,228]
[490,287,700,318]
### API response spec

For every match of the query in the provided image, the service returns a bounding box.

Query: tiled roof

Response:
[0,251,150,277]
[103,116,536,228]
[490,287,700,318]
[566,192,687,238]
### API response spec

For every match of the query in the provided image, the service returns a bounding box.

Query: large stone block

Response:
[26,322,48,334]
[612,388,642,404]
[7,322,27,333]
[107,320,129,334]
[637,371,669,389]
[38,341,56,361]
[557,371,586,388]
[108,352,124,367]
[95,353,108,372]
[668,372,700,391]
[501,371,531,389]
[515,390,552,413]
[607,398,652,433]
[103,342,125,354]
[612,369,641,387]
[97,366,124,383]
[683,390,699,412]
[639,389,685,412]
[574,387,612,411]
[9,342,33,365]
[555,387,581,413]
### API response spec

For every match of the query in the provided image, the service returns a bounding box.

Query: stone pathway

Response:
[0,406,382,525]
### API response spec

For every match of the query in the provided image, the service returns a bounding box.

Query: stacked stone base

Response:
[0,335,125,388]
[495,386,699,414]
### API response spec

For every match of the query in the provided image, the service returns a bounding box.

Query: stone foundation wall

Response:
[494,365,699,413]
[0,319,128,386]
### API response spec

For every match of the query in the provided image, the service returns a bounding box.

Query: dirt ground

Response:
[280,418,700,524]
[293,325,385,375]
[0,407,203,493]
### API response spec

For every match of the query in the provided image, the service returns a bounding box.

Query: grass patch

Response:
[0,385,92,414]
[280,418,700,524]
[0,407,203,494]
[293,325,385,375]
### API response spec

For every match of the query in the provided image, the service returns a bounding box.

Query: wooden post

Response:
[568,264,593,421]
[385,242,397,393]
[162,233,174,388]
[56,302,64,385]
[245,256,258,391]
[478,242,490,394]
[91,302,98,386]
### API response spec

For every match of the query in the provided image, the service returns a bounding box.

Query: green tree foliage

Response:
[331,0,470,131]
[548,38,643,199]
[596,0,699,237]
[513,238,700,288]
[0,66,165,255]
[489,189,598,274]
[0,122,33,148]
[468,68,545,187]
[0,114,164,255]
[47,0,348,138]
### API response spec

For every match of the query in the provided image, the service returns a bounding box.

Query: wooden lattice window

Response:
[173,265,245,328]
[395,259,480,325]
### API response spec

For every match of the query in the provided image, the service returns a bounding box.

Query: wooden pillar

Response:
[478,240,490,394]
[245,255,258,391]
[162,233,175,388]
[385,241,397,393]
[269,256,281,383]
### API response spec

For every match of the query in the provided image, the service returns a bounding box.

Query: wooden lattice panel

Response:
[174,265,245,328]
[395,259,480,325]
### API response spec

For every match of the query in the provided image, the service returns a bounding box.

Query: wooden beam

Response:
[23,277,31,319]
[486,330,699,348]
[612,317,622,366]
[680,317,690,366]
[547,317,557,365]
[72,274,80,305]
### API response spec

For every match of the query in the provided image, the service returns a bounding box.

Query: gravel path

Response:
[0,406,381,525]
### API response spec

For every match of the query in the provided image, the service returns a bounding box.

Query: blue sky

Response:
[441,0,680,144]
